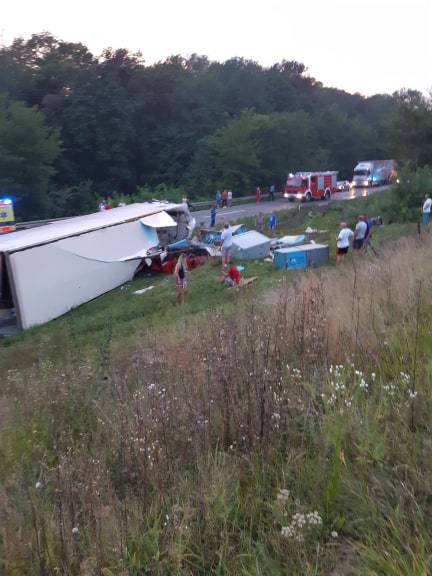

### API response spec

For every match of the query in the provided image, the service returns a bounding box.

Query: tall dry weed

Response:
[1,234,432,574]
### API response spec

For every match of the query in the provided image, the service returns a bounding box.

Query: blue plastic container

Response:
[274,248,307,269]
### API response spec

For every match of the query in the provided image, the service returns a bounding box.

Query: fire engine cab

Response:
[284,171,338,202]
[0,198,16,234]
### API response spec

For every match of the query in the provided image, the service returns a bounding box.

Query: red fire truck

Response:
[284,171,338,202]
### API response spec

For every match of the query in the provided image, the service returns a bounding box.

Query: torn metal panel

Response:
[140,211,177,228]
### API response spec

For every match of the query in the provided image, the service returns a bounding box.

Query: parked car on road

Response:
[336,180,351,191]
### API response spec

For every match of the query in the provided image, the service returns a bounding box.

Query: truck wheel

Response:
[324,189,331,201]
[305,192,312,202]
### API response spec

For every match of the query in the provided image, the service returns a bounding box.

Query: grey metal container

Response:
[274,243,329,270]
[231,230,271,260]
[305,243,329,267]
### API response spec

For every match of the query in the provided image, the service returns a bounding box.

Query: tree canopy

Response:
[0,32,426,218]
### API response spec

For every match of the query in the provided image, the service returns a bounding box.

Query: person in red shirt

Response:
[221,189,228,207]
[221,264,241,287]
[255,186,262,203]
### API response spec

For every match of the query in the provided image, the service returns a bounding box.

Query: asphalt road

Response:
[193,185,391,227]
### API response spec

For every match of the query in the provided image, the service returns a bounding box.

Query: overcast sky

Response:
[2,0,431,96]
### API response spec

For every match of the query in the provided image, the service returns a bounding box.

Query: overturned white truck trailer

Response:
[0,202,195,331]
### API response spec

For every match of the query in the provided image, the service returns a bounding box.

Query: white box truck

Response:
[352,160,397,187]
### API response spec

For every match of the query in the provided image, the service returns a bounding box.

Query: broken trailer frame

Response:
[0,202,195,331]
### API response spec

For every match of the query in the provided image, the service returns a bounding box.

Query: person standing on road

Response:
[422,195,432,227]
[175,253,188,305]
[210,204,216,228]
[221,189,228,208]
[220,222,233,269]
[215,190,222,208]
[256,186,262,203]
[269,184,275,201]
[227,190,233,207]
[353,215,367,253]
[336,222,353,265]
[255,211,264,232]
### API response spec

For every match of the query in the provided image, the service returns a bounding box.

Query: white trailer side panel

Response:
[8,221,158,329]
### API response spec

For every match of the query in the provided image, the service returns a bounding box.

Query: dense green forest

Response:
[0,32,431,218]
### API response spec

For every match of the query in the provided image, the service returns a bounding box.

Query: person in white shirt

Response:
[422,195,432,226]
[227,190,233,207]
[220,222,233,268]
[336,222,353,265]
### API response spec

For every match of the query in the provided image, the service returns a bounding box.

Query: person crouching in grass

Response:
[336,222,353,265]
[221,264,241,287]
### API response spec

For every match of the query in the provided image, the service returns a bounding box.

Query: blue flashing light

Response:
[1,197,12,205]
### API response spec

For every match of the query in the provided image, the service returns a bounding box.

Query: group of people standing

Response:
[336,215,374,264]
[215,189,233,208]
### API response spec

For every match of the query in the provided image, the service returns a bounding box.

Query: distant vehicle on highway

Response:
[336,180,351,191]
[0,198,16,234]
[352,160,397,187]
[284,171,338,202]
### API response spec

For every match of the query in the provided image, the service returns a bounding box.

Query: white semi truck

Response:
[352,160,397,187]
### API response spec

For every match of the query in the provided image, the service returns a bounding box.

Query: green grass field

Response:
[2,189,431,575]
[0,189,416,368]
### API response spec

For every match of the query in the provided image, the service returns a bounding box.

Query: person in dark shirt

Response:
[210,204,216,227]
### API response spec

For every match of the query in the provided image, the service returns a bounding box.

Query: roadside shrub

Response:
[388,166,432,222]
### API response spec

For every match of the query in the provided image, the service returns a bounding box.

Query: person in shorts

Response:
[174,253,188,305]
[220,222,233,268]
[353,215,367,252]
[336,222,353,265]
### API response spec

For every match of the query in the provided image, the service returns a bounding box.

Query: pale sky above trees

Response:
[3,0,430,96]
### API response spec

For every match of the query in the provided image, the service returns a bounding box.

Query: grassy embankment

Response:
[1,188,431,575]
[0,189,414,368]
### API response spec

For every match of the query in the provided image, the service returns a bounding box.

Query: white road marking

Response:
[216,209,246,216]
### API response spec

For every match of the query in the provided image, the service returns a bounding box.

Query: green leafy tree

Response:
[0,95,61,218]
[203,109,328,194]
[391,90,432,168]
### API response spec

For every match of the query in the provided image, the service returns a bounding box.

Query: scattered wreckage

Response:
[0,202,195,331]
